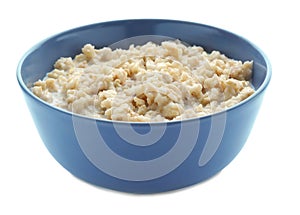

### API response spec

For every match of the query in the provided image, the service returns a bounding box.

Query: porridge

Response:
[31,40,255,122]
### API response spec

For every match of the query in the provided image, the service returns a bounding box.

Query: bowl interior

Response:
[18,19,270,103]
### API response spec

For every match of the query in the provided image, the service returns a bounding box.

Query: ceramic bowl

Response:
[17,19,271,193]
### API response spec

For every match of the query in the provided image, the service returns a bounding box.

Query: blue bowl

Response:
[17,19,271,193]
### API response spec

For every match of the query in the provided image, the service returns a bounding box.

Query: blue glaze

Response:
[17,19,271,193]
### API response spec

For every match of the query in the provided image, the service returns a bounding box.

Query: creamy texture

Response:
[31,40,255,122]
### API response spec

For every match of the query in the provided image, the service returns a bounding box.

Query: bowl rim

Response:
[16,18,272,125]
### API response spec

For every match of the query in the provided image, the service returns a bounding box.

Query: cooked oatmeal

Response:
[31,40,255,122]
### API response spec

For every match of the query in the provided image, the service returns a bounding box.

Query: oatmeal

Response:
[31,40,255,122]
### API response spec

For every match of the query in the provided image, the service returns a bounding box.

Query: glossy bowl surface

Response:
[17,19,271,193]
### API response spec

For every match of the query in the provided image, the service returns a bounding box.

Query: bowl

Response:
[17,19,271,194]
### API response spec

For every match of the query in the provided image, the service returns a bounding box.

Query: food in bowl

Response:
[31,40,254,122]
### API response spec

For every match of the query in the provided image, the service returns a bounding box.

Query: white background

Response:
[1,0,299,214]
